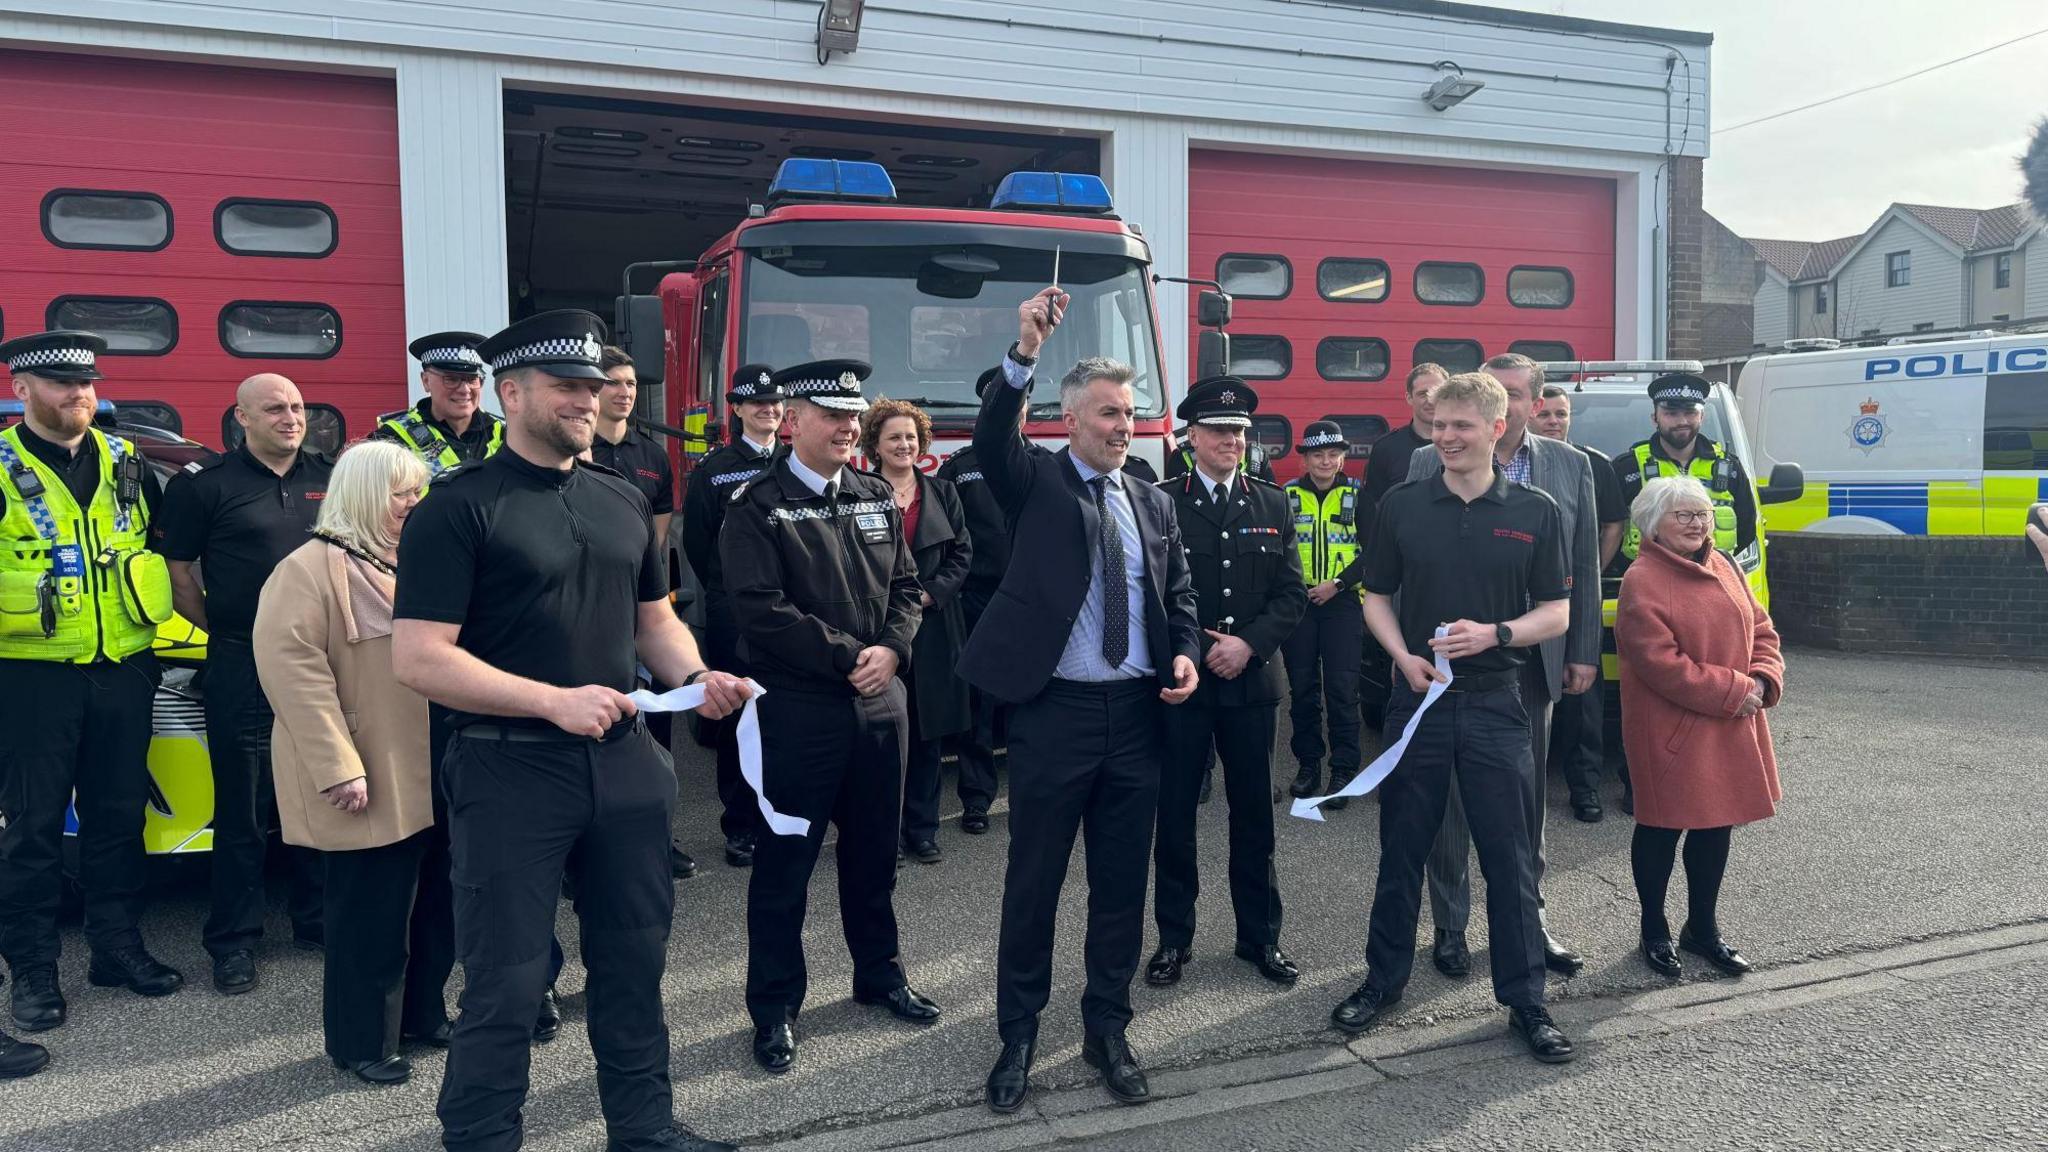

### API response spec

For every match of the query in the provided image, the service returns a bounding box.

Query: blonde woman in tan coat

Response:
[253,440,443,1086]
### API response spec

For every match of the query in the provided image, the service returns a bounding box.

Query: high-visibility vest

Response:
[1622,439,1737,559]
[0,425,172,662]
[1285,476,1362,594]
[376,407,504,477]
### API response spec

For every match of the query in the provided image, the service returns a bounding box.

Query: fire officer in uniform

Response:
[0,331,184,1041]
[373,333,506,475]
[393,310,746,1152]
[719,359,939,1076]
[155,373,333,995]
[1280,421,1366,807]
[680,363,784,868]
[1145,378,1306,990]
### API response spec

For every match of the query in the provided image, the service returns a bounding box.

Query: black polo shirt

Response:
[1363,422,1429,513]
[394,449,665,730]
[152,445,331,641]
[588,425,674,518]
[1361,469,1567,677]
[1579,443,1626,525]
[2,423,164,521]
[370,397,500,464]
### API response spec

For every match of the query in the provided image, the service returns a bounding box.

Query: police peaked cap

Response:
[408,331,488,375]
[478,311,610,381]
[774,359,871,412]
[1649,373,1710,407]
[728,363,784,403]
[0,330,106,382]
[1297,419,1350,453]
[1175,375,1258,428]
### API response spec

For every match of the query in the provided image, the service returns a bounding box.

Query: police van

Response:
[1736,332,2048,535]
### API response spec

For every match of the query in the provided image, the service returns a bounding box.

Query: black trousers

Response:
[203,638,324,957]
[0,654,156,969]
[746,681,909,1027]
[1428,661,1554,936]
[1364,681,1546,1009]
[701,596,761,843]
[322,826,455,1063]
[1155,701,1282,950]
[436,722,677,1152]
[997,678,1161,1043]
[1551,647,1607,804]
[1281,598,1364,777]
[1358,631,1392,734]
[899,672,946,846]
[954,687,1004,815]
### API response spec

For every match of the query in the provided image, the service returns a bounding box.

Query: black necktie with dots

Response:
[1092,475,1129,668]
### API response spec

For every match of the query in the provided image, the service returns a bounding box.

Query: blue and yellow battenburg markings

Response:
[1774,476,2048,537]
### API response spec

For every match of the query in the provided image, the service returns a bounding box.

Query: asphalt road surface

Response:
[1,648,2044,1151]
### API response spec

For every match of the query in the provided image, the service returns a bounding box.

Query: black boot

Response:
[1288,764,1320,799]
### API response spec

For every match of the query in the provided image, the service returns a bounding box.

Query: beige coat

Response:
[253,539,433,852]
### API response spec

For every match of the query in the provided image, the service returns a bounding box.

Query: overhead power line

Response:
[1716,24,2048,136]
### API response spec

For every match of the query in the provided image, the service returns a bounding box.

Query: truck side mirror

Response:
[1759,462,1804,505]
[1197,331,1231,382]
[613,294,667,387]
[1197,290,1232,329]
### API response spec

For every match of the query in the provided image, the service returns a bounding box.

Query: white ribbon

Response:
[1290,627,1455,822]
[626,682,810,838]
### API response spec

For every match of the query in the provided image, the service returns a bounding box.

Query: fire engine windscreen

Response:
[741,244,1164,420]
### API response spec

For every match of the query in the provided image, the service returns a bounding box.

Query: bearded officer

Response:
[1615,373,1757,568]
[392,311,746,1152]
[719,360,938,1075]
[0,331,183,1038]
[1146,378,1306,990]
[373,333,505,475]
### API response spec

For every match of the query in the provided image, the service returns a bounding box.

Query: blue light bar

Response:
[0,400,116,417]
[990,171,1114,214]
[766,158,897,203]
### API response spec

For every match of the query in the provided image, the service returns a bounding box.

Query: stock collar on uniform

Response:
[492,445,576,490]
[1647,432,1719,466]
[231,442,313,480]
[1426,466,1510,505]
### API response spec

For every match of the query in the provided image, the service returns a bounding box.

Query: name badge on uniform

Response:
[52,544,85,579]
[853,511,893,545]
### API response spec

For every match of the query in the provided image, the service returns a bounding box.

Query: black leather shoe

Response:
[962,809,990,834]
[1324,770,1357,811]
[723,835,755,868]
[1330,982,1400,1035]
[752,1021,796,1074]
[985,1039,1035,1114]
[10,966,66,1033]
[905,838,943,864]
[855,984,941,1023]
[1431,929,1471,979]
[212,950,258,996]
[608,1124,739,1152]
[1679,923,1752,974]
[87,945,183,997]
[1081,1031,1150,1105]
[1572,798,1604,823]
[334,1053,411,1085]
[402,1018,455,1048]
[1197,771,1213,805]
[1288,764,1320,799]
[1542,934,1585,976]
[1144,945,1192,986]
[1234,941,1300,984]
[533,986,562,1043]
[293,926,325,952]
[671,847,700,880]
[1619,784,1635,816]
[1509,1005,1576,1063]
[1642,937,1682,979]
[0,1029,49,1079]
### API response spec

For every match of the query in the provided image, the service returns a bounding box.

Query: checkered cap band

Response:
[7,346,96,371]
[784,378,860,399]
[421,347,485,370]
[1302,432,1345,448]
[490,336,601,371]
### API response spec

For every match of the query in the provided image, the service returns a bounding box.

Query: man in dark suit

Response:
[959,288,1201,1116]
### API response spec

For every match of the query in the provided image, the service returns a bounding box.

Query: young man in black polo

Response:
[1331,370,1577,1064]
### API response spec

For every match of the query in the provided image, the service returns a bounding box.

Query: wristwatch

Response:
[1494,622,1513,649]
[682,669,709,686]
[1007,342,1038,367]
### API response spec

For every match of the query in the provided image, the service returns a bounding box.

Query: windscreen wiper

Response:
[896,398,982,409]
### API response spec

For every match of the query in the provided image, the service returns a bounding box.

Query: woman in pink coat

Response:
[1617,475,1784,980]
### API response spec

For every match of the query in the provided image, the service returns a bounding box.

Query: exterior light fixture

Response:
[816,0,865,65]
[1422,60,1484,111]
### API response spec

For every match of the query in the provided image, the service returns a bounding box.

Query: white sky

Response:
[1491,0,2048,241]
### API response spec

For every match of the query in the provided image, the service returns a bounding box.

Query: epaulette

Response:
[375,409,412,425]
[432,461,485,486]
[181,451,229,476]
[576,458,626,481]
[1246,471,1283,490]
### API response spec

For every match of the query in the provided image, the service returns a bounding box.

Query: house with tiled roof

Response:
[1744,201,2044,348]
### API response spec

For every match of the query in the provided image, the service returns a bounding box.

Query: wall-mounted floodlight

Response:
[817,0,865,65]
[1422,61,1484,111]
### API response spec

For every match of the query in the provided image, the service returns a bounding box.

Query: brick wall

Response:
[1665,155,1705,360]
[1769,533,2048,659]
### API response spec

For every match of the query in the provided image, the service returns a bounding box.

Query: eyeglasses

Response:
[1669,509,1714,526]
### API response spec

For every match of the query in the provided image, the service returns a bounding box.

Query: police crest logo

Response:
[1848,397,1888,454]
[758,371,772,388]
[838,370,859,389]
[580,335,602,361]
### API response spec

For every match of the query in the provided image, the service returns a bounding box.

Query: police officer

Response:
[0,331,183,1037]
[154,373,332,995]
[372,332,505,475]
[720,359,940,1076]
[1280,421,1365,805]
[1145,378,1307,989]
[679,363,784,868]
[1615,373,1757,566]
[392,310,745,1152]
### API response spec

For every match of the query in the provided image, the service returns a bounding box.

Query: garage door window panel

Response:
[1320,415,1389,459]
[1507,267,1574,309]
[1248,416,1292,461]
[1216,254,1292,300]
[220,302,342,359]
[48,297,177,354]
[1508,341,1575,363]
[1414,262,1484,306]
[216,200,337,258]
[1317,259,1389,303]
[1412,339,1483,375]
[42,190,173,252]
[1316,337,1389,382]
[1228,336,1291,380]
